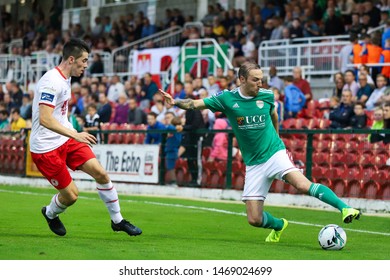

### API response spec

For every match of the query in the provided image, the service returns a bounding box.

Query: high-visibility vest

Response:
[352,43,363,64]
[381,49,390,77]
[367,44,383,63]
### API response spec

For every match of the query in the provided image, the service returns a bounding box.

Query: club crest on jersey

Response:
[256,100,264,109]
[215,90,224,96]
[41,92,55,102]
[236,116,245,125]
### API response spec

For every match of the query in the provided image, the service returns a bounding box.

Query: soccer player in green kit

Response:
[159,62,360,242]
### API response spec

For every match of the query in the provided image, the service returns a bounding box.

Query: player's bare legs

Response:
[245,200,288,242]
[284,171,361,223]
[78,158,142,236]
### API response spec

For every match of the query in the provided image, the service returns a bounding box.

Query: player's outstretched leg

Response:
[309,183,361,223]
[97,181,142,236]
[41,194,67,236]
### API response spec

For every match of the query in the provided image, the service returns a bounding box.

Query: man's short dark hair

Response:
[147,112,158,118]
[62,38,91,60]
[238,62,261,80]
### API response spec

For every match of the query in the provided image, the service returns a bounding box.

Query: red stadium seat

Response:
[379,182,390,200]
[363,181,381,199]
[270,180,288,193]
[332,179,347,197]
[347,180,362,198]
[201,147,212,161]
[232,173,245,190]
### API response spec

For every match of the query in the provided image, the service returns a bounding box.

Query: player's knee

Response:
[94,169,110,184]
[247,215,263,227]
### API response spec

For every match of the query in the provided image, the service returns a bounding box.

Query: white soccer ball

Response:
[318,224,347,250]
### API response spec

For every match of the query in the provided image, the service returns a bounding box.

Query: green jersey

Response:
[204,87,285,166]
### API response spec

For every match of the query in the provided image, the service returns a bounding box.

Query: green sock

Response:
[309,183,349,211]
[261,211,284,231]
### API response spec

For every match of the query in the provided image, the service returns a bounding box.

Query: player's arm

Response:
[271,108,279,134]
[39,104,97,144]
[159,89,207,110]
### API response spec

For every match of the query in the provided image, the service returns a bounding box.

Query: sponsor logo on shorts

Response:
[41,92,55,102]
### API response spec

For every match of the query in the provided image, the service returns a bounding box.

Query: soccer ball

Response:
[318,224,347,250]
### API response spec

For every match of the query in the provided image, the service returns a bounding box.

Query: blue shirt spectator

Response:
[141,18,156,38]
[145,112,166,144]
[283,76,306,118]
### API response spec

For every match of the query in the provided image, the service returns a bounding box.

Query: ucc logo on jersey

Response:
[237,115,266,127]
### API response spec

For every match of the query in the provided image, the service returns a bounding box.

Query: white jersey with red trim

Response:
[30,67,73,153]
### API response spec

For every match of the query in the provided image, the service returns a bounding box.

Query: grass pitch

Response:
[0,184,389,260]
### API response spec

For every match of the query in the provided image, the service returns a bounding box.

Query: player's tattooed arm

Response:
[175,99,196,110]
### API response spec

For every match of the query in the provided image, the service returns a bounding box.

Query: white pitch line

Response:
[1,189,390,236]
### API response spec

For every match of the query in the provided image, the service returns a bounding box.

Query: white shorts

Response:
[242,149,299,201]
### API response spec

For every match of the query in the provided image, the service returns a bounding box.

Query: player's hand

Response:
[74,132,97,145]
[158,89,175,106]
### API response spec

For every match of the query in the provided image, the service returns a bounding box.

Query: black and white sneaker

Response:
[41,207,66,236]
[111,219,142,236]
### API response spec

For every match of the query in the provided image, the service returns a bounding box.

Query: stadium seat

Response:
[347,180,362,198]
[332,179,347,197]
[312,166,325,178]
[363,181,381,199]
[379,182,390,200]
[232,173,245,190]
[175,166,190,186]
[201,147,212,162]
[270,180,288,193]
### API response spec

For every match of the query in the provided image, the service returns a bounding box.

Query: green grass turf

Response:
[0,184,389,260]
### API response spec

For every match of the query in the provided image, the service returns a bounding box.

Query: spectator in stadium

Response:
[9,80,23,108]
[164,114,182,185]
[368,106,384,143]
[111,93,129,125]
[88,53,104,76]
[356,73,374,104]
[382,19,390,49]
[382,101,390,144]
[366,74,388,111]
[206,75,221,97]
[177,90,205,188]
[0,109,10,131]
[303,18,321,38]
[10,107,26,132]
[333,74,345,99]
[172,81,186,99]
[212,16,227,37]
[289,18,304,39]
[141,17,156,38]
[269,17,283,41]
[292,66,312,103]
[348,102,368,129]
[128,97,147,125]
[349,13,364,37]
[272,87,284,127]
[141,72,159,107]
[83,104,101,143]
[360,35,383,81]
[323,6,345,36]
[283,76,306,119]
[329,89,355,129]
[145,111,165,144]
[359,64,375,86]
[339,35,355,73]
[208,117,229,162]
[159,61,361,243]
[219,76,229,90]
[380,38,390,79]
[342,70,359,98]
[364,1,381,27]
[268,66,284,91]
[107,75,125,103]
[20,93,33,120]
[97,92,112,123]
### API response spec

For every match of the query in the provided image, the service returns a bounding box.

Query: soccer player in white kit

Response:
[159,62,360,242]
[30,38,142,236]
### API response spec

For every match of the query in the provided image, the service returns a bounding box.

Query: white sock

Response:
[46,194,67,219]
[97,181,123,224]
